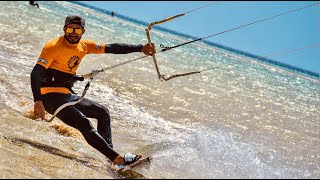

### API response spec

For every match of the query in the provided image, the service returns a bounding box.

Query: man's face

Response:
[64,23,85,44]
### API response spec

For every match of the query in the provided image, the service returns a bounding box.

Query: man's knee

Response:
[97,105,110,120]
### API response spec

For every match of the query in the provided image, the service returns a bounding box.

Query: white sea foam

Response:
[0,1,319,179]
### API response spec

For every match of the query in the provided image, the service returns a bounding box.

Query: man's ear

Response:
[82,29,86,33]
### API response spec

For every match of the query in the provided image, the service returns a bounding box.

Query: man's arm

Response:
[30,64,47,120]
[105,43,155,56]
[30,64,46,102]
[105,43,143,54]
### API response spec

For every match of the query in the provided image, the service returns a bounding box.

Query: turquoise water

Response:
[0,1,319,179]
[71,1,319,78]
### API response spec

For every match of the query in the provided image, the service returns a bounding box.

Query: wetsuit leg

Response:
[70,94,114,148]
[42,93,119,162]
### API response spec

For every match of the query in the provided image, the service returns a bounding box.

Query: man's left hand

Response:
[141,43,156,56]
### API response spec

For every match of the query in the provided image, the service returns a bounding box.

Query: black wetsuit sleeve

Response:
[104,43,143,54]
[30,64,46,102]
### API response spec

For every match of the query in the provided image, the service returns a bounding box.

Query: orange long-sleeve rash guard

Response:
[37,36,105,94]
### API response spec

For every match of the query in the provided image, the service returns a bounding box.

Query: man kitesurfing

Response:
[30,15,156,167]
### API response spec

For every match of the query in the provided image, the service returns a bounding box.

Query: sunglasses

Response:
[65,27,84,34]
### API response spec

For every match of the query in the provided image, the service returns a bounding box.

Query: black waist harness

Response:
[42,68,84,94]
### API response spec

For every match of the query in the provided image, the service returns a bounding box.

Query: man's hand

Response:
[141,43,156,56]
[34,101,46,120]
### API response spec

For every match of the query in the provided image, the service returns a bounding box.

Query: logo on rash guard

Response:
[38,58,48,64]
[68,56,81,71]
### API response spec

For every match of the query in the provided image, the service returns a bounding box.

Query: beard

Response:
[64,34,81,44]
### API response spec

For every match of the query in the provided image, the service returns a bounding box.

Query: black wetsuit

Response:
[31,42,143,162]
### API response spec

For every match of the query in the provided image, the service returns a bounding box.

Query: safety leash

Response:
[45,70,102,122]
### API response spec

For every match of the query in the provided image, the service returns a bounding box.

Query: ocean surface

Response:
[0,1,319,179]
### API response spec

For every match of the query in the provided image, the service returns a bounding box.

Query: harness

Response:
[42,68,85,94]
[45,68,104,122]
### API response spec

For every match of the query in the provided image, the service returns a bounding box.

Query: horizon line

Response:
[70,1,319,78]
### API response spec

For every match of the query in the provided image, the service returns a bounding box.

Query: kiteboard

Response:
[116,156,153,179]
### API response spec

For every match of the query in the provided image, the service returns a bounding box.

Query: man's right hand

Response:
[34,101,46,120]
